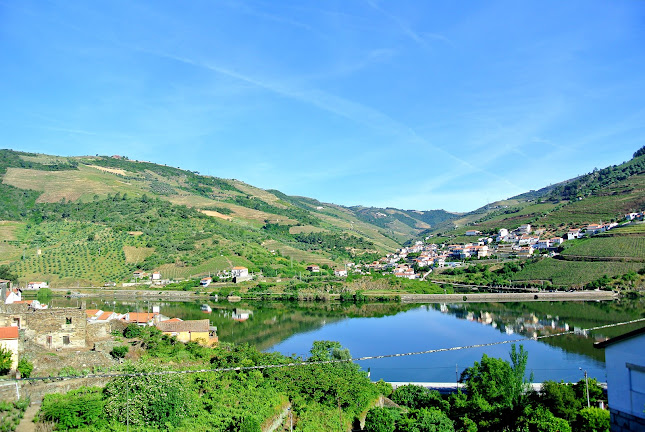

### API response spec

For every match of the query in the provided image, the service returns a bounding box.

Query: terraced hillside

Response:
[425,149,645,240]
[0,150,454,286]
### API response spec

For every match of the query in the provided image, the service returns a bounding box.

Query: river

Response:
[52,296,644,383]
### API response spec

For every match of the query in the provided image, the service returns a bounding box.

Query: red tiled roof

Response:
[123,312,157,323]
[0,327,19,339]
[85,309,101,317]
[97,311,115,321]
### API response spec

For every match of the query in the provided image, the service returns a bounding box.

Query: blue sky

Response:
[1,1,644,212]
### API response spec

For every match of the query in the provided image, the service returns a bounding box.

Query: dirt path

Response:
[16,403,39,432]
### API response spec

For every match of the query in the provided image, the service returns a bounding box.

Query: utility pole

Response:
[580,368,590,408]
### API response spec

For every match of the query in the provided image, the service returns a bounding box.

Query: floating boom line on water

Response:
[6,316,645,383]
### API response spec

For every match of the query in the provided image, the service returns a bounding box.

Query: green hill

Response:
[0,149,439,286]
[2,147,644,287]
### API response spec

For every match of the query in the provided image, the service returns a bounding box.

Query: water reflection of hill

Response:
[63,298,418,351]
[431,297,645,362]
[53,296,642,362]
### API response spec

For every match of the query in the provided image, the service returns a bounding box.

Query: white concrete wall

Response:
[605,334,645,419]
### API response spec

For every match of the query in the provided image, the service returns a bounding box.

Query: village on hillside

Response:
[351,212,644,281]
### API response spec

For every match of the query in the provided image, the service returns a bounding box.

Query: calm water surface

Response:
[51,296,644,383]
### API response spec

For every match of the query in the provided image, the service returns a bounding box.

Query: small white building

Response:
[334,269,348,277]
[306,265,320,273]
[595,327,645,431]
[465,230,481,236]
[517,224,531,234]
[151,272,162,280]
[26,282,48,290]
[2,288,21,305]
[566,229,582,240]
[200,277,213,287]
[231,267,249,278]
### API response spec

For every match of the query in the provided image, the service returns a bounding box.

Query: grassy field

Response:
[156,255,253,280]
[289,225,327,234]
[3,166,144,203]
[511,258,643,286]
[123,246,155,263]
[539,176,645,227]
[262,240,336,266]
[600,223,645,235]
[0,221,22,264]
[560,236,645,259]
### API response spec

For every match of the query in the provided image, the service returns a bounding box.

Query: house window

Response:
[65,317,72,324]
[47,335,52,347]
[63,336,70,345]
[12,317,20,329]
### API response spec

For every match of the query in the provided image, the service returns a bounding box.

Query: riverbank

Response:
[400,290,618,303]
[45,287,618,303]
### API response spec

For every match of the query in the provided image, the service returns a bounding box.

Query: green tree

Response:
[391,385,449,412]
[364,407,396,432]
[520,405,572,432]
[458,344,531,431]
[574,407,609,432]
[0,265,17,283]
[538,381,581,423]
[396,408,454,432]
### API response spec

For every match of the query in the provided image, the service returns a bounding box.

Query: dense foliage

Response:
[36,334,610,431]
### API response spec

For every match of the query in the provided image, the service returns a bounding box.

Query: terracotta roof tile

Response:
[0,326,19,339]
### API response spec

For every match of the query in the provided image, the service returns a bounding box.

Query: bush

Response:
[103,363,199,429]
[110,345,129,359]
[364,407,396,432]
[575,407,609,432]
[17,359,33,378]
[40,387,106,430]
[0,346,12,375]
[521,406,571,432]
[123,323,143,338]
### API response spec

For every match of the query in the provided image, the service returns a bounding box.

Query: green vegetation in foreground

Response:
[37,329,609,432]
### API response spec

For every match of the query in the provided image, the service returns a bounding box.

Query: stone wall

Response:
[611,408,645,432]
[85,322,111,344]
[22,308,87,349]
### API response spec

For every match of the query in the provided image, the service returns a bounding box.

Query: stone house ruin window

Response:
[65,317,72,324]
[63,336,70,345]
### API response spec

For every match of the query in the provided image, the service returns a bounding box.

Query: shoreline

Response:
[43,288,618,303]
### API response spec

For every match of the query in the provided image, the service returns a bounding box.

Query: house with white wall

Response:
[595,327,645,431]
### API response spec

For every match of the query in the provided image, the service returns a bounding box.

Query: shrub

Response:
[39,387,106,430]
[364,407,396,432]
[110,345,129,359]
[0,346,12,375]
[575,407,609,432]
[17,359,33,378]
[123,323,143,338]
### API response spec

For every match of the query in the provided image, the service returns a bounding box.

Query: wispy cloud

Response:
[364,0,452,48]
[138,47,519,193]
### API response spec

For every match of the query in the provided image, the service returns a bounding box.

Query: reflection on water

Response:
[47,295,644,382]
